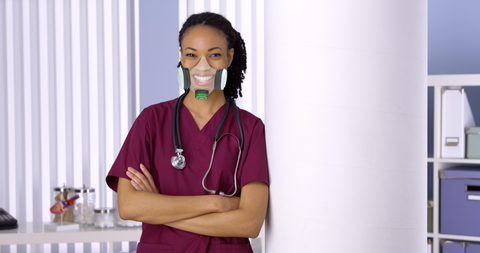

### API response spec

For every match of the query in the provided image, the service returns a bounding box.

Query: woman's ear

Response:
[227,48,234,67]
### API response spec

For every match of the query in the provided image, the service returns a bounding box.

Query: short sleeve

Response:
[106,111,152,192]
[240,120,269,188]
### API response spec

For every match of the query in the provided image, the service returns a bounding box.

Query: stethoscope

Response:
[171,92,244,197]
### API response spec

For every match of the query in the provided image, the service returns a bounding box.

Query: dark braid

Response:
[177,12,247,100]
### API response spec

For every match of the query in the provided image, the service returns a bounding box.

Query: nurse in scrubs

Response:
[106,12,269,253]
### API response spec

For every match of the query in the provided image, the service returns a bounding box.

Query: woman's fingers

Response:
[130,179,143,191]
[140,164,159,194]
[127,167,150,192]
[126,165,158,193]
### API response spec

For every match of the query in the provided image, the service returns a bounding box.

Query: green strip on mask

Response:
[195,89,209,101]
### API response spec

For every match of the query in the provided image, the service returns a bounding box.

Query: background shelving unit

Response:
[428,74,480,253]
[0,222,141,252]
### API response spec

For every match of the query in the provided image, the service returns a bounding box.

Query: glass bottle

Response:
[73,185,96,225]
[94,207,116,228]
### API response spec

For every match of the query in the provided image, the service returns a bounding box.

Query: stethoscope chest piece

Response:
[171,149,186,170]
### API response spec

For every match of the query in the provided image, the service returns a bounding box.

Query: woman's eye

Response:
[186,53,196,57]
[210,53,221,57]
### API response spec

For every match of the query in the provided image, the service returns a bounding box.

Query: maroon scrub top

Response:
[106,98,269,253]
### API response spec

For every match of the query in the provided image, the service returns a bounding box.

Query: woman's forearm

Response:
[117,177,239,224]
[166,182,269,238]
[165,208,262,238]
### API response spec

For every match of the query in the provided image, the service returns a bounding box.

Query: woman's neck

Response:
[182,90,226,130]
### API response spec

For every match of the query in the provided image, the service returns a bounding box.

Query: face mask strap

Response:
[178,67,191,89]
[214,69,228,90]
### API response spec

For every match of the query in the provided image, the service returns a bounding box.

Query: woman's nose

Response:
[195,56,212,71]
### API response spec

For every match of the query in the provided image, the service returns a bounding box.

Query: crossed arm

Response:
[117,164,269,238]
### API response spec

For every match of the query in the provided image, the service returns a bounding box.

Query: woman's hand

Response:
[126,164,159,194]
[216,195,240,212]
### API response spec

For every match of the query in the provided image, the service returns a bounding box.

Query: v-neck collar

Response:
[180,103,228,152]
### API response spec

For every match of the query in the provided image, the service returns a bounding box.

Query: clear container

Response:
[73,185,95,225]
[117,218,142,227]
[94,207,116,228]
[52,185,74,222]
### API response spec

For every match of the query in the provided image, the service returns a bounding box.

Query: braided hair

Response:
[178,12,247,100]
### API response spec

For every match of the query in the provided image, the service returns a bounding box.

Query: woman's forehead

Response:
[181,25,228,49]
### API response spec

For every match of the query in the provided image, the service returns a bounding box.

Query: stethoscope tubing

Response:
[233,99,244,150]
[173,92,244,151]
[171,91,244,197]
[172,92,187,151]
[202,134,242,197]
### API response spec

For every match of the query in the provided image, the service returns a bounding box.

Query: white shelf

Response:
[0,222,141,245]
[436,233,480,243]
[427,74,480,253]
[427,158,480,164]
[428,233,480,243]
[428,74,480,87]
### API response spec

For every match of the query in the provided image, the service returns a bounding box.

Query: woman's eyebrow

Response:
[184,47,222,51]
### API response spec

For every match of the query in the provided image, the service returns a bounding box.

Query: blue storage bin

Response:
[442,240,466,253]
[440,167,480,236]
[466,242,480,253]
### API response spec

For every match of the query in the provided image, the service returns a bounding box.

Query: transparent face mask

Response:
[178,56,228,101]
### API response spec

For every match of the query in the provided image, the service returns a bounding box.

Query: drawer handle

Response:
[445,137,459,146]
[465,185,480,192]
[467,195,480,201]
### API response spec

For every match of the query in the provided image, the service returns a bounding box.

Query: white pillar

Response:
[264,1,427,252]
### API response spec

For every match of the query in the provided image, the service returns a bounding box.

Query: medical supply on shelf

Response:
[466,127,480,159]
[53,185,75,222]
[73,185,95,225]
[49,195,79,215]
[94,207,116,228]
[117,219,141,227]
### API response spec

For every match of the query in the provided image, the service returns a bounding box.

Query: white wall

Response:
[428,0,480,75]
[264,1,427,252]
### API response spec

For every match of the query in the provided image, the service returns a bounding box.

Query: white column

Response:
[264,1,427,252]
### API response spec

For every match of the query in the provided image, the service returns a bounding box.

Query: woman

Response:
[106,12,269,253]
